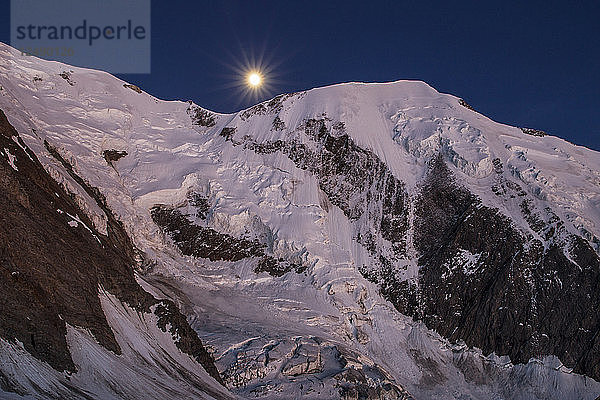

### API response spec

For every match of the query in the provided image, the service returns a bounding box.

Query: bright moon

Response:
[247,72,262,87]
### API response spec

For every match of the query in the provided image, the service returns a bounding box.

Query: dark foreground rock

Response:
[0,109,224,387]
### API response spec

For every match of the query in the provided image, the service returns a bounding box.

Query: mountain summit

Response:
[0,42,599,399]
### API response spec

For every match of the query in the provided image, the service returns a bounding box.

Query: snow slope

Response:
[1,41,599,399]
[0,290,232,400]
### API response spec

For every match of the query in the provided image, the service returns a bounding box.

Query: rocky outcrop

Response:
[458,98,475,111]
[102,149,127,164]
[123,83,142,94]
[150,203,306,277]
[59,71,74,86]
[0,109,224,386]
[521,127,547,137]
[151,204,267,261]
[401,154,600,380]
[187,103,217,127]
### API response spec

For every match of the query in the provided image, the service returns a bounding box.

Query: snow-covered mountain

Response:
[0,41,599,399]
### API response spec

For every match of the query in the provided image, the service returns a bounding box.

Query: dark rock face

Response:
[271,116,285,131]
[187,104,216,127]
[0,109,223,387]
[458,98,475,111]
[154,300,223,383]
[521,127,547,137]
[150,204,305,277]
[151,205,266,261]
[188,192,210,219]
[59,71,74,86]
[123,83,142,94]
[219,127,236,140]
[401,154,600,380]
[102,149,127,164]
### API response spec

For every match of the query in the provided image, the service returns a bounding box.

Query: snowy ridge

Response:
[1,41,599,399]
[1,42,598,250]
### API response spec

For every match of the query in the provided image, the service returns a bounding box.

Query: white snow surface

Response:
[1,42,599,399]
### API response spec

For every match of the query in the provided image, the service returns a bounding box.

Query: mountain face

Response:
[0,41,599,400]
[0,101,229,398]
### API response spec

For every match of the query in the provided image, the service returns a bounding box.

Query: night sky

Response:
[1,0,599,150]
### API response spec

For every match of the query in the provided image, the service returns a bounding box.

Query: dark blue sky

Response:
[2,1,599,150]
